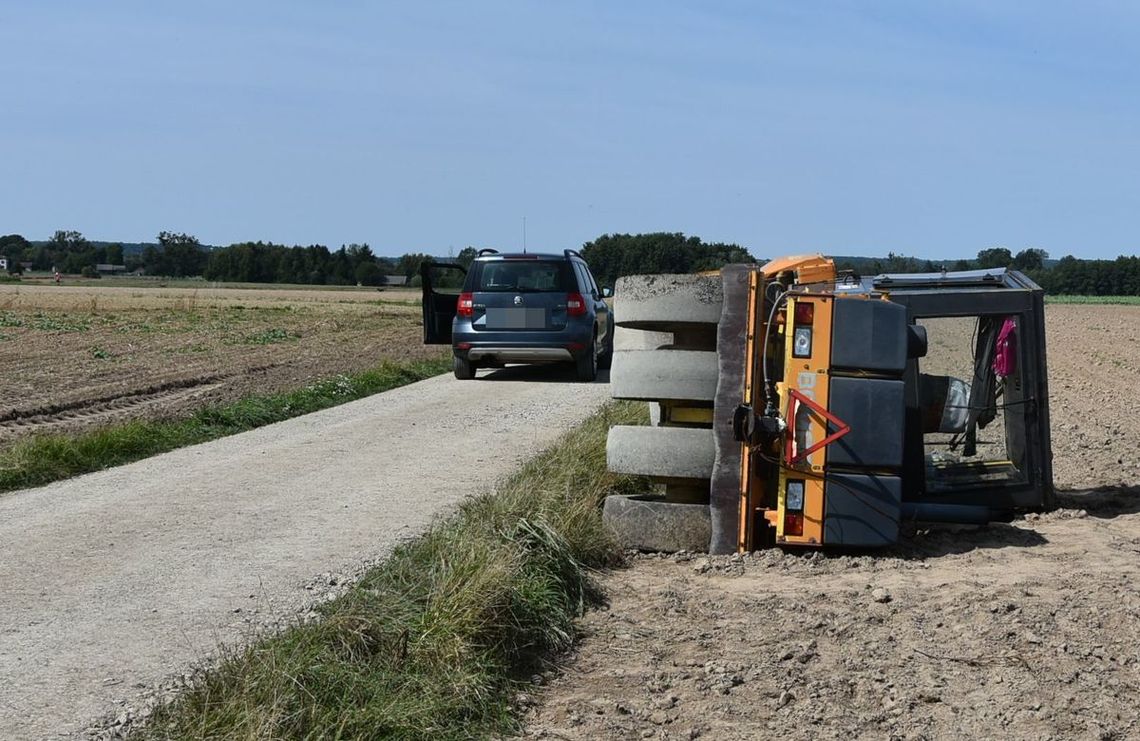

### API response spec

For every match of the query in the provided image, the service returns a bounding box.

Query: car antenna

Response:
[522,216,527,254]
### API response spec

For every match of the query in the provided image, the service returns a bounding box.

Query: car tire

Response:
[598,326,615,370]
[453,355,476,380]
[575,337,598,382]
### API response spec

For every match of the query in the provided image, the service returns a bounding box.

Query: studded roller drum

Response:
[607,426,715,482]
[602,495,712,554]
[614,274,724,332]
[610,349,718,403]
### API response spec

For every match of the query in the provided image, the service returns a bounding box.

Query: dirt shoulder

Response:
[522,495,1140,741]
[520,305,1140,741]
[0,367,611,740]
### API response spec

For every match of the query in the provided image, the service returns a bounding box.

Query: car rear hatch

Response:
[468,257,575,332]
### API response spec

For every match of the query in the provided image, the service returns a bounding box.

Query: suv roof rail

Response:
[477,248,499,256]
[563,248,583,260]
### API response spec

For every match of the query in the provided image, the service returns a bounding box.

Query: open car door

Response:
[421,261,467,345]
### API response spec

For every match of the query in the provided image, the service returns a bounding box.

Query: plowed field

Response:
[0,284,438,446]
[522,304,1140,741]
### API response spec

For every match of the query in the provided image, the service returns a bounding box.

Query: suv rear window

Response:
[468,260,574,293]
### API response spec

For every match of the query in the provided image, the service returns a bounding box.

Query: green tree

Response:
[355,261,383,286]
[456,246,478,270]
[976,247,1013,269]
[50,230,90,252]
[105,243,124,265]
[157,231,205,277]
[1012,248,1048,271]
[397,252,434,280]
[580,232,755,287]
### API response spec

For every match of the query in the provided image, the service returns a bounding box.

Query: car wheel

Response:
[598,325,615,370]
[453,355,476,380]
[575,337,598,382]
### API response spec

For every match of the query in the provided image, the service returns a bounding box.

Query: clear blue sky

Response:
[2,2,1137,259]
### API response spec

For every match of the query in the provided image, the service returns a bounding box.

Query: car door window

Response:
[570,263,587,294]
[583,265,600,297]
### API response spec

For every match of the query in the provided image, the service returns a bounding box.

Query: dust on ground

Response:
[521,305,1140,741]
[0,283,440,445]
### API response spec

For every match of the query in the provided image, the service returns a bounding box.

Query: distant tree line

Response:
[0,230,206,277]
[1,231,125,277]
[4,230,1140,296]
[835,246,1140,296]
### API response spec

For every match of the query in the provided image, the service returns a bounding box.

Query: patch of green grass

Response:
[242,327,301,345]
[32,312,91,332]
[1046,295,1140,305]
[171,342,211,355]
[0,311,24,328]
[90,346,111,360]
[138,400,647,740]
[0,356,451,493]
[0,311,93,332]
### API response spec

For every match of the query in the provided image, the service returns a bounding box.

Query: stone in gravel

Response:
[777,690,794,708]
[649,710,670,725]
[871,588,892,603]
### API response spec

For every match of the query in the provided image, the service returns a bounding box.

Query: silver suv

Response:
[421,249,614,381]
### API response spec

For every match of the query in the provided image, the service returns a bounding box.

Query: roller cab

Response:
[736,260,1053,551]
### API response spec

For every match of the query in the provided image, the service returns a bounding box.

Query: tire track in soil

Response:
[0,380,226,441]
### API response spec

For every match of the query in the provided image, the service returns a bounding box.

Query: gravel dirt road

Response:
[520,304,1140,741]
[0,366,611,740]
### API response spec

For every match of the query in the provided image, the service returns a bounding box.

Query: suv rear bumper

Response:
[453,324,593,364]
[466,347,574,362]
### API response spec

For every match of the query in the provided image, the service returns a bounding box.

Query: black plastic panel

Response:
[831,299,908,374]
[827,376,905,468]
[823,473,901,547]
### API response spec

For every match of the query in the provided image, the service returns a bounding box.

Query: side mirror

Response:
[602,287,613,298]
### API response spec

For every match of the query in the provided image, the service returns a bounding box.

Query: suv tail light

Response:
[566,292,587,317]
[457,292,474,318]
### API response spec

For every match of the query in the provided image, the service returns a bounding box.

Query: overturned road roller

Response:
[603,256,1054,554]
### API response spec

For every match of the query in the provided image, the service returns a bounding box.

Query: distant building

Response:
[0,256,7,272]
[95,264,128,275]
[382,275,408,286]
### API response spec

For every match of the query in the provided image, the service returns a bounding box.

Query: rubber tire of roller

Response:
[609,349,718,402]
[602,495,711,553]
[614,274,724,331]
[607,425,715,480]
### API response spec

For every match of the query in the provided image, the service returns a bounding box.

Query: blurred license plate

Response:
[486,308,546,329]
